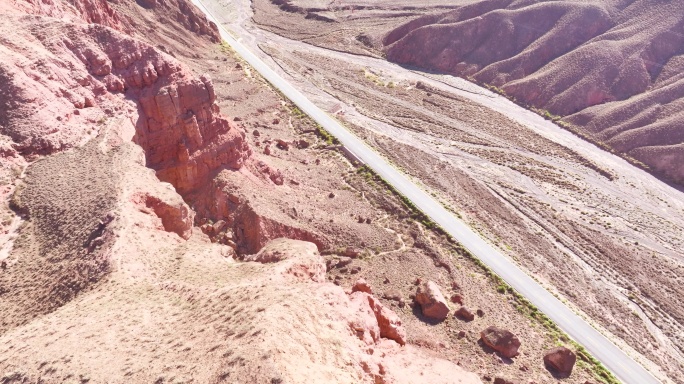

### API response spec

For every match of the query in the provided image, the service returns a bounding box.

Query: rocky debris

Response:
[264,144,272,155]
[480,326,521,358]
[477,309,485,317]
[543,346,576,376]
[328,192,336,198]
[252,129,260,136]
[295,139,310,149]
[340,246,360,258]
[455,306,475,322]
[414,281,450,321]
[352,278,372,294]
[276,139,289,150]
[256,160,284,185]
[450,293,463,305]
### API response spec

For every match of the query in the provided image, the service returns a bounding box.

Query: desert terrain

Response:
[199,0,684,382]
[252,0,684,186]
[0,0,619,383]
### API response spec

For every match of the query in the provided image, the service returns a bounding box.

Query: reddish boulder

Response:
[455,306,475,322]
[480,326,521,358]
[415,281,450,321]
[352,278,372,294]
[544,346,576,376]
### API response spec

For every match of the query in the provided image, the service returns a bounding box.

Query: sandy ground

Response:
[197,0,684,382]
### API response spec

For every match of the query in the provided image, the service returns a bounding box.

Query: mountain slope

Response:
[384,0,684,184]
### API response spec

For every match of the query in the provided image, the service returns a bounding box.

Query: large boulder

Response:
[543,346,576,376]
[480,326,521,358]
[414,281,450,321]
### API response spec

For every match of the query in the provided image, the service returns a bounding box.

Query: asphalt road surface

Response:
[191,1,661,382]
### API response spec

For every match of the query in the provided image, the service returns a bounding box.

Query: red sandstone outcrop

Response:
[0,11,249,198]
[415,280,450,321]
[480,326,521,358]
[543,346,577,376]
[384,0,684,184]
[132,191,194,239]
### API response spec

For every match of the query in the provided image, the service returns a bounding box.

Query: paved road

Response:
[191,1,660,382]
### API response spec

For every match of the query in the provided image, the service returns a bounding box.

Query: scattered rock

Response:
[252,129,260,136]
[476,309,485,317]
[233,116,242,121]
[414,281,450,321]
[480,326,521,358]
[450,293,463,305]
[295,139,310,149]
[352,278,372,294]
[457,330,466,339]
[264,145,271,155]
[328,192,336,198]
[336,257,353,268]
[276,139,289,150]
[543,346,576,376]
[269,169,284,186]
[341,247,360,258]
[455,306,475,321]
[272,118,280,125]
[382,290,403,301]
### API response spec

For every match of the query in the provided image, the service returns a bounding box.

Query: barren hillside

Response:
[383,0,684,185]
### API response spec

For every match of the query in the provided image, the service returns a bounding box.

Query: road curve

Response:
[191,1,660,382]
